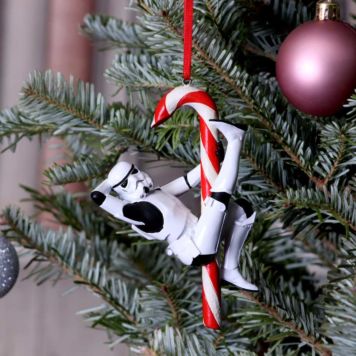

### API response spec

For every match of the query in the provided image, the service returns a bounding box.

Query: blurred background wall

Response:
[0,1,355,355]
[0,1,130,355]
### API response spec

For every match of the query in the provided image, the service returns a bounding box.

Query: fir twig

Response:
[240,291,332,356]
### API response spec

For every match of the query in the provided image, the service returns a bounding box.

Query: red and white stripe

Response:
[153,85,221,329]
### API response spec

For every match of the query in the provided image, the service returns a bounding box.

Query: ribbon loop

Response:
[183,0,194,81]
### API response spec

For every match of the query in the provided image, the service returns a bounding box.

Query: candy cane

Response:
[152,85,221,329]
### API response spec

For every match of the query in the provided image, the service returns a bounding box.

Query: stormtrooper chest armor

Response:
[123,189,194,241]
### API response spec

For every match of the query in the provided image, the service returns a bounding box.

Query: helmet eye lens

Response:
[132,168,138,174]
[121,179,128,188]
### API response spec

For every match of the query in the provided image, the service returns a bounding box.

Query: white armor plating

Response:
[221,202,258,291]
[91,121,258,291]
[210,125,245,195]
[131,190,193,242]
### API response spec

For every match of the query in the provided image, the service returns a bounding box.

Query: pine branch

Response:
[239,291,332,356]
[4,209,256,356]
[81,14,145,49]
[224,270,331,355]
[324,277,356,354]
[44,152,121,185]
[267,0,314,27]
[21,187,113,236]
[203,0,250,57]
[257,222,339,272]
[314,121,356,188]
[3,199,235,353]
[225,235,330,353]
[0,108,55,151]
[4,70,199,166]
[344,91,356,119]
[105,53,178,89]
[3,209,122,303]
[63,133,97,157]
[293,226,340,271]
[240,1,313,60]
[275,186,356,232]
[242,128,298,193]
[160,284,182,328]
[2,207,151,346]
[19,70,108,132]
[106,104,200,164]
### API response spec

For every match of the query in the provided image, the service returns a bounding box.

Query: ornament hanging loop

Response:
[315,0,340,20]
[183,0,194,82]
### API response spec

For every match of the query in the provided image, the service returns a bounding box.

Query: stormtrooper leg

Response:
[192,121,246,262]
[221,199,257,291]
[210,121,246,195]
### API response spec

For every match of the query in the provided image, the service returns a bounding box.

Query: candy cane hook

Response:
[153,85,221,329]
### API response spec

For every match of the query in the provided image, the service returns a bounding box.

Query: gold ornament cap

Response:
[315,0,340,21]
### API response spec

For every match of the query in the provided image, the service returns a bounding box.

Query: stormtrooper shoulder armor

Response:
[123,201,164,233]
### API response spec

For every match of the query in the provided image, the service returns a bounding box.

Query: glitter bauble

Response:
[0,236,19,298]
[276,20,356,116]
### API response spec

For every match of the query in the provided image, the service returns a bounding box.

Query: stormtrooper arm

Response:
[93,179,112,195]
[161,164,201,196]
[91,180,144,226]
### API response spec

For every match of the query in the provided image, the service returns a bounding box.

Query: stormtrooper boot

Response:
[221,199,258,291]
[192,121,247,265]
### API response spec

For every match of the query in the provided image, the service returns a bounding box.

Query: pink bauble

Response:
[276,20,356,116]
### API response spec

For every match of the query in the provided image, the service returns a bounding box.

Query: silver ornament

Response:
[0,236,19,298]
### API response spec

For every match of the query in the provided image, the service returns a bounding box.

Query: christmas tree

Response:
[1,0,355,355]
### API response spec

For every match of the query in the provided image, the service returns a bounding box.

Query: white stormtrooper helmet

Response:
[107,161,154,202]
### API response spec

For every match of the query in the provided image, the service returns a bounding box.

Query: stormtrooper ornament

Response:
[91,120,257,291]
